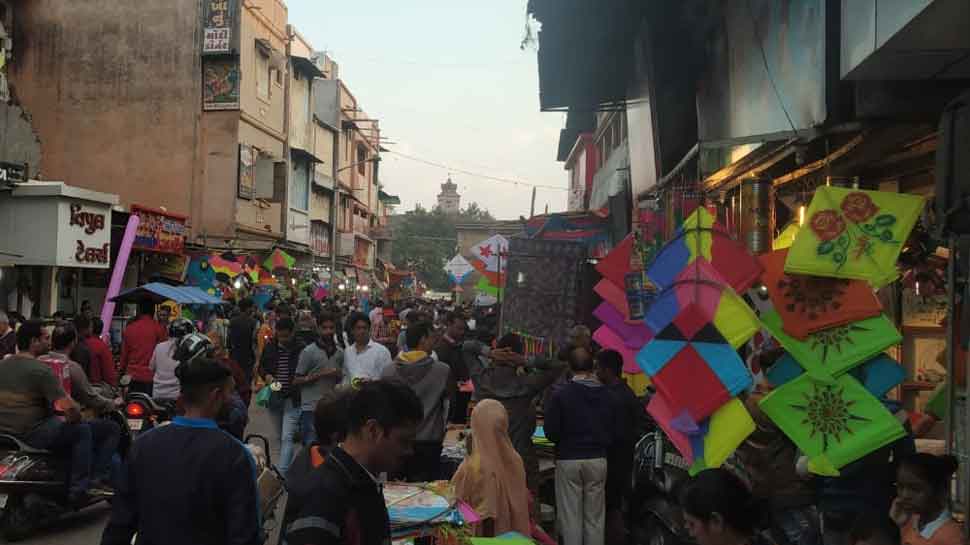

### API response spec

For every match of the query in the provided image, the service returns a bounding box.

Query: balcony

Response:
[370,224,394,240]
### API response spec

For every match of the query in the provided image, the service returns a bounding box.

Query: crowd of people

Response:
[0,293,965,545]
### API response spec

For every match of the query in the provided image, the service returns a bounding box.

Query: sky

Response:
[285,0,567,220]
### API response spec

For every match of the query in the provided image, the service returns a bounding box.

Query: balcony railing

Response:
[370,225,394,240]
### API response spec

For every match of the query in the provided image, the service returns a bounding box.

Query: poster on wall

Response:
[202,0,236,54]
[238,144,255,199]
[203,58,240,111]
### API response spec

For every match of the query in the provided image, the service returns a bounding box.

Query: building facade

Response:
[0,0,399,319]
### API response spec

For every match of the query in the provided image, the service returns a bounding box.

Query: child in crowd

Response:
[891,454,963,545]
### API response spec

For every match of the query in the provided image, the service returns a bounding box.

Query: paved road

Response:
[7,406,285,545]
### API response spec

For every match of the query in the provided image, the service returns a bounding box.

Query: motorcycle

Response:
[630,430,693,545]
[123,392,175,438]
[0,411,132,541]
[119,375,176,438]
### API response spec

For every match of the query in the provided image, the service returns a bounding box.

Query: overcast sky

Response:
[286,0,567,219]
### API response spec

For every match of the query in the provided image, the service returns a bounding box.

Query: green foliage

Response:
[391,202,494,290]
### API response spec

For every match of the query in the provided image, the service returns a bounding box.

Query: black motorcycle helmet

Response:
[168,317,196,340]
[173,332,214,364]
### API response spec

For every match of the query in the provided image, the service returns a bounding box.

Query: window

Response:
[290,160,310,211]
[256,49,270,100]
[357,145,367,175]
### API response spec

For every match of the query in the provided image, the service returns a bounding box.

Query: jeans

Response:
[269,398,301,477]
[556,458,607,545]
[23,417,120,497]
[300,411,317,447]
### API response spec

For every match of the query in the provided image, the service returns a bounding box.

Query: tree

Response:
[461,202,494,222]
[391,202,495,290]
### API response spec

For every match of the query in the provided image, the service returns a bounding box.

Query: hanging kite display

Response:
[767,353,906,401]
[761,310,902,378]
[592,325,643,375]
[636,307,752,423]
[761,249,883,339]
[784,187,924,288]
[264,247,296,272]
[644,281,760,350]
[648,208,764,294]
[759,372,906,475]
[593,302,653,349]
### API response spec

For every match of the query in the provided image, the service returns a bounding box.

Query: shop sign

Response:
[203,58,240,111]
[61,200,111,269]
[202,0,235,54]
[131,205,188,255]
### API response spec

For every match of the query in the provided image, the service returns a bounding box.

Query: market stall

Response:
[598,181,934,480]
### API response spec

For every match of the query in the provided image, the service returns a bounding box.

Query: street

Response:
[8,407,284,545]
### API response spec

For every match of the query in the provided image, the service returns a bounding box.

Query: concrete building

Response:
[437,176,461,214]
[0,0,402,315]
[9,0,294,255]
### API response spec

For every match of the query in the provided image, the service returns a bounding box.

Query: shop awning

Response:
[291,55,325,79]
[111,283,226,305]
[291,146,324,164]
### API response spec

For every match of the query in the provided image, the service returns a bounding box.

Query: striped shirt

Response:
[277,350,293,395]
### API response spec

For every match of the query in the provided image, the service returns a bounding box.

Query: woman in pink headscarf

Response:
[451,399,532,537]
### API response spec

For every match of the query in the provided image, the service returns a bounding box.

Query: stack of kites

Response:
[635,207,763,473]
[602,186,925,477]
[755,186,924,476]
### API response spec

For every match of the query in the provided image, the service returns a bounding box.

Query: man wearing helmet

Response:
[175,332,249,439]
[150,318,196,403]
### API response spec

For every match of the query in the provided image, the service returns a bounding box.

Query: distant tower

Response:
[437,176,461,215]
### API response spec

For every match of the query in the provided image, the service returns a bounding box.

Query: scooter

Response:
[0,411,131,541]
[245,434,285,544]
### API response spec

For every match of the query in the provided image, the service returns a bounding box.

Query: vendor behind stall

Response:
[462,332,565,493]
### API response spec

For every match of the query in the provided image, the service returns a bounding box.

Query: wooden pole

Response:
[530,187,536,218]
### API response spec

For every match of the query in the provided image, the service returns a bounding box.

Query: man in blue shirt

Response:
[101,357,262,545]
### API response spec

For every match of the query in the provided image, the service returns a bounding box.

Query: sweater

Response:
[543,378,616,460]
[381,351,452,442]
